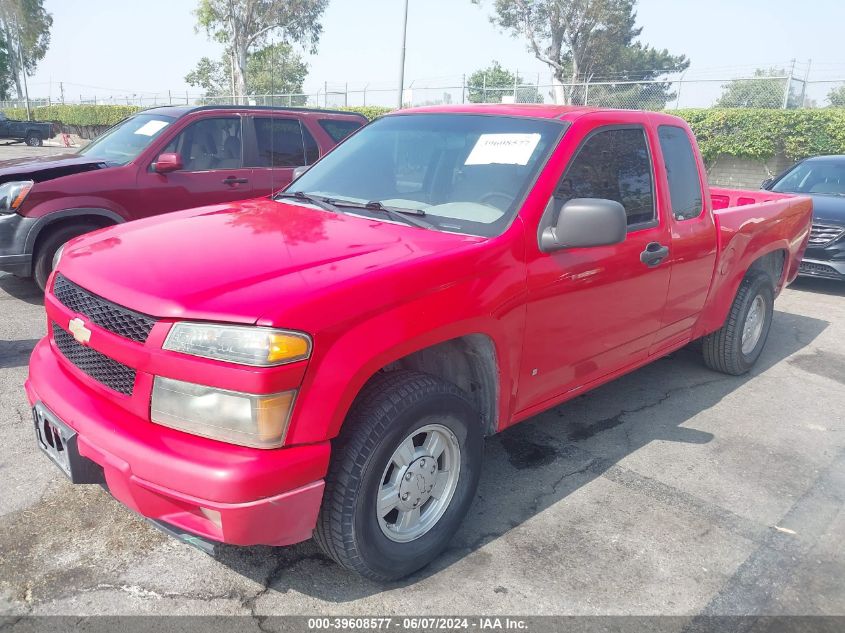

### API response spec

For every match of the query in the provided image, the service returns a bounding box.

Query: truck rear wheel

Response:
[25,132,43,147]
[314,370,483,581]
[33,222,99,291]
[702,273,774,375]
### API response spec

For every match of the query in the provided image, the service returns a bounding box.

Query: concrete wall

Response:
[705,154,795,190]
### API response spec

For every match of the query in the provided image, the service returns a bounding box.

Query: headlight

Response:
[0,180,34,214]
[163,323,311,366]
[151,376,295,448]
[52,243,65,269]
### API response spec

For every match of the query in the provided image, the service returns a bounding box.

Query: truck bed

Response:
[695,187,813,336]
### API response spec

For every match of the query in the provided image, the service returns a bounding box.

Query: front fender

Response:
[284,283,525,446]
[23,207,126,254]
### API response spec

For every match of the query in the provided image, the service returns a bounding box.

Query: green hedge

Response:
[1,104,391,128]
[5,104,842,161]
[337,105,393,121]
[675,108,845,162]
[2,105,142,127]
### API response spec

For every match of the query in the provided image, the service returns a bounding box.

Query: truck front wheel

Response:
[315,370,483,581]
[25,132,43,147]
[702,273,774,375]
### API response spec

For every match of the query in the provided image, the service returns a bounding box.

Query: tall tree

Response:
[0,30,14,100]
[473,0,688,106]
[0,0,52,99]
[194,0,328,103]
[186,42,308,103]
[716,68,790,109]
[827,84,845,108]
[467,60,542,103]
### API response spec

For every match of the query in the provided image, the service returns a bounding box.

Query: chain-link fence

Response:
[2,73,844,112]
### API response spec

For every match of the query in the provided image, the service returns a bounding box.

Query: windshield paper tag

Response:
[134,120,169,136]
[465,133,541,166]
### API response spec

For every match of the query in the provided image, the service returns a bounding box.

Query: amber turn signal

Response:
[267,333,311,364]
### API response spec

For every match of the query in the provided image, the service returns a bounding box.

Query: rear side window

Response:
[556,127,655,227]
[251,118,306,167]
[658,126,703,220]
[318,119,363,143]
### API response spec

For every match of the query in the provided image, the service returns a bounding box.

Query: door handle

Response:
[222,176,249,185]
[640,242,670,267]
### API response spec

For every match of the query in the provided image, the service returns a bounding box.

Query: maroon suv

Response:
[0,105,366,289]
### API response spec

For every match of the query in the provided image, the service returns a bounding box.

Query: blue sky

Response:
[25,0,845,103]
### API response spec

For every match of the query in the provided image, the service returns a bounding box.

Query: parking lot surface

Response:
[0,142,74,160]
[0,147,842,623]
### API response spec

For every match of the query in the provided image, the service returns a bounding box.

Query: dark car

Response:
[763,155,845,280]
[0,105,366,289]
[0,112,54,147]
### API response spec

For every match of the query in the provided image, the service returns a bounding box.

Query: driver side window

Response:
[556,127,655,228]
[163,117,242,171]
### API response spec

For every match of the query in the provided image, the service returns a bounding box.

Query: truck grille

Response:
[808,223,845,247]
[799,261,842,279]
[53,274,156,343]
[52,322,137,395]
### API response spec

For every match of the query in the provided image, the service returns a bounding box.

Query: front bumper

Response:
[798,258,845,280]
[0,212,36,275]
[799,239,845,281]
[26,337,330,547]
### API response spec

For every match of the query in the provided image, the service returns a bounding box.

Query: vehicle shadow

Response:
[0,273,43,306]
[0,338,40,369]
[787,277,845,297]
[211,309,829,602]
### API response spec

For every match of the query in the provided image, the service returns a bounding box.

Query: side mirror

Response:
[540,198,627,252]
[153,152,183,174]
[292,165,311,181]
[761,178,774,190]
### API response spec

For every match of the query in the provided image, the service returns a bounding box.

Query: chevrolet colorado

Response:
[27,105,812,580]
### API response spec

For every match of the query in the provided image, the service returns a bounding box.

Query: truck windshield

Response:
[78,114,175,165]
[283,113,564,236]
[771,161,845,197]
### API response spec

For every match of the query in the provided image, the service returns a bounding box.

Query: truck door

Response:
[137,115,253,217]
[244,115,320,197]
[649,124,717,355]
[516,124,672,414]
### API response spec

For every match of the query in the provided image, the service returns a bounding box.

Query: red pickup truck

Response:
[27,105,811,581]
[0,105,366,289]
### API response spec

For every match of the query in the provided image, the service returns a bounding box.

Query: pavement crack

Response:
[449,459,600,557]
[243,552,328,630]
[79,582,248,605]
[566,376,727,442]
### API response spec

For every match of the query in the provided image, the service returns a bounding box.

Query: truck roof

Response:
[142,104,367,119]
[395,103,688,126]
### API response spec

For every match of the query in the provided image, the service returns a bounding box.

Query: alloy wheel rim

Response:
[741,294,766,355]
[376,423,461,543]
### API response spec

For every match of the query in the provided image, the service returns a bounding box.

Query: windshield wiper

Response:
[275,191,341,214]
[330,198,435,230]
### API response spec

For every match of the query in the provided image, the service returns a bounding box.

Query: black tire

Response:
[702,273,774,375]
[25,132,42,147]
[33,223,99,291]
[315,370,483,581]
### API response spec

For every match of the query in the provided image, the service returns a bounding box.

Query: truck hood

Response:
[59,198,483,326]
[0,153,109,183]
[808,194,845,225]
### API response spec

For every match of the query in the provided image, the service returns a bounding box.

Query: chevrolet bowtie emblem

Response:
[68,317,91,345]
